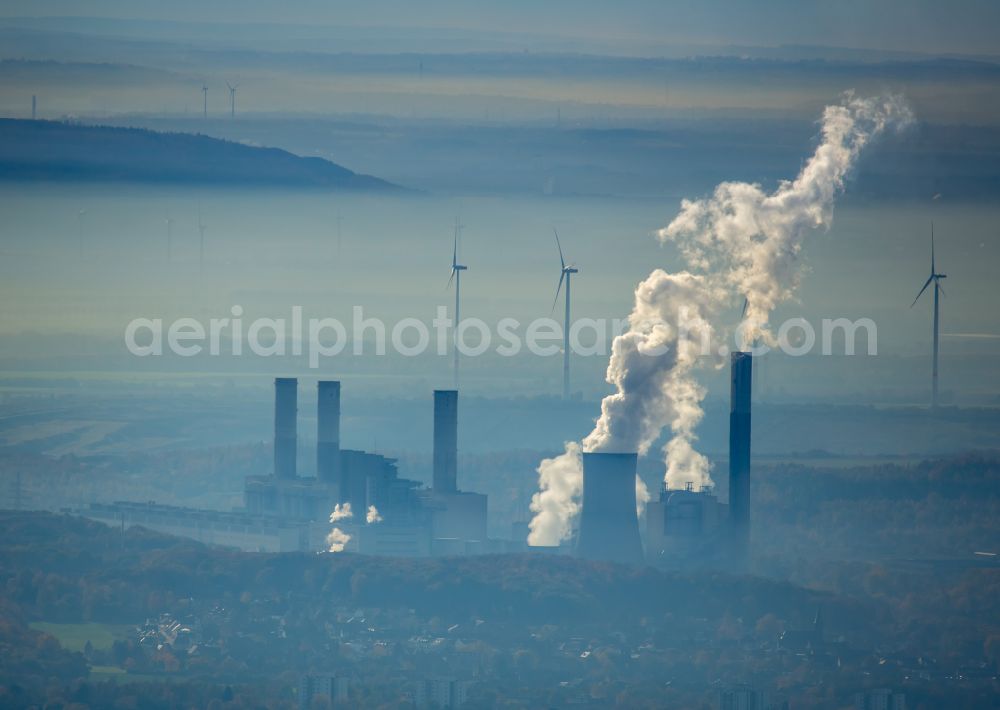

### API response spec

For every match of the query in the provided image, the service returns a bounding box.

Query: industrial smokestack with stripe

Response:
[317,381,341,484]
[273,377,298,479]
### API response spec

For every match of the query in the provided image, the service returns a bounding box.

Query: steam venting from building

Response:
[330,502,353,523]
[326,527,351,553]
[325,504,384,553]
[528,92,912,546]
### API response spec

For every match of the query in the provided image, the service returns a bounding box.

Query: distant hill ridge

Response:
[0,118,403,191]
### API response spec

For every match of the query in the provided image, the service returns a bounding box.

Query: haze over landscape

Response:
[0,2,998,708]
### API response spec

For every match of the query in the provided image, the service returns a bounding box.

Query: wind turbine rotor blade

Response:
[553,228,565,269]
[551,271,566,313]
[452,229,458,268]
[740,298,749,319]
[447,268,455,290]
[936,281,946,298]
[910,275,934,307]
[931,222,936,274]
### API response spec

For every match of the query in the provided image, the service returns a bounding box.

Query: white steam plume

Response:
[583,270,721,493]
[329,502,353,523]
[528,272,717,546]
[528,442,582,546]
[326,527,351,553]
[366,505,383,524]
[528,92,911,546]
[660,92,913,344]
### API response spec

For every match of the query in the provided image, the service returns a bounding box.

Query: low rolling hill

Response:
[0,118,403,191]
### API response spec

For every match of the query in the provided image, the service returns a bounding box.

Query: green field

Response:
[30,621,133,653]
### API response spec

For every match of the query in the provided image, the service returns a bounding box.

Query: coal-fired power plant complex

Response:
[85,380,488,556]
[84,354,752,565]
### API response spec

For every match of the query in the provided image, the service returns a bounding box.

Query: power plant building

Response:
[645,483,728,564]
[84,379,490,557]
[644,352,752,567]
[425,389,488,550]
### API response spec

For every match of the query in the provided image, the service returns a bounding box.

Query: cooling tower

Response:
[576,452,644,564]
[433,390,458,493]
[273,377,298,479]
[729,352,752,554]
[317,381,341,484]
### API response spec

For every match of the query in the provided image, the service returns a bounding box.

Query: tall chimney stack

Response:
[433,390,458,493]
[317,381,341,483]
[729,352,752,556]
[274,377,298,479]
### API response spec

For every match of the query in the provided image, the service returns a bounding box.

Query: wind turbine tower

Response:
[911,223,947,408]
[165,216,175,262]
[226,82,238,118]
[197,212,207,275]
[336,212,343,257]
[552,228,578,399]
[76,209,86,257]
[448,218,468,387]
[202,84,208,119]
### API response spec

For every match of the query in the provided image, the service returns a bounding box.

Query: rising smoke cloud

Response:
[660,92,913,344]
[325,502,384,552]
[528,442,583,545]
[330,502,353,523]
[528,92,912,546]
[326,503,355,553]
[326,527,351,553]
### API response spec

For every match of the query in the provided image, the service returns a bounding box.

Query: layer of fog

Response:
[0,185,997,402]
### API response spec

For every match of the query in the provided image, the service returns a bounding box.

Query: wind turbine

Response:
[197,211,207,276]
[551,228,578,399]
[226,81,238,118]
[336,212,343,258]
[76,209,86,257]
[447,218,467,387]
[911,223,947,408]
[201,84,208,119]
[164,215,175,262]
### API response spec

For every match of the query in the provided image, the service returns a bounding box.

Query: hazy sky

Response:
[2,0,1000,57]
[1,0,998,407]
